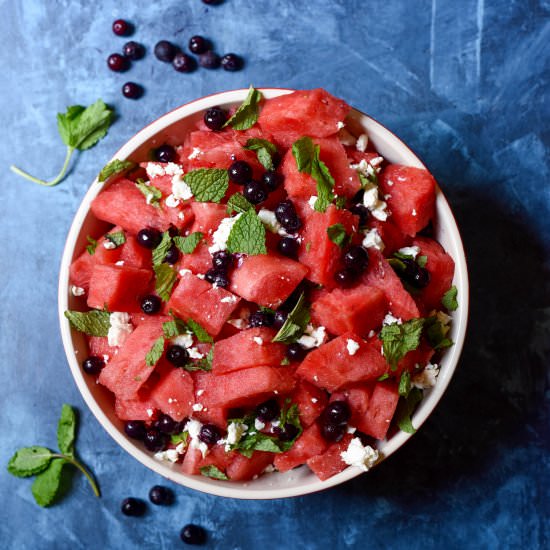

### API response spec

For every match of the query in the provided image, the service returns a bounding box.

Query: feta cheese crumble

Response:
[297,325,326,349]
[179,268,192,277]
[412,363,440,389]
[154,449,180,463]
[308,196,318,210]
[208,214,242,254]
[188,348,204,360]
[253,337,264,346]
[225,421,248,452]
[346,339,360,356]
[227,318,247,329]
[258,208,289,236]
[336,121,345,130]
[254,418,266,431]
[362,181,388,221]
[220,295,238,304]
[197,389,205,397]
[397,246,420,259]
[71,285,85,297]
[341,438,379,471]
[362,228,385,251]
[356,133,368,152]
[383,313,402,326]
[145,162,166,179]
[184,419,209,457]
[192,403,204,412]
[165,194,181,208]
[108,312,133,347]
[103,240,116,250]
[115,260,125,266]
[172,333,194,349]
[187,147,202,160]
[412,209,417,217]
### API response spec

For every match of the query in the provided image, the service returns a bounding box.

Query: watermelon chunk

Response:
[307,434,353,481]
[189,202,228,238]
[114,392,158,421]
[190,371,229,428]
[182,445,234,476]
[357,381,399,440]
[212,328,286,374]
[167,272,240,336]
[87,264,152,313]
[226,451,275,481]
[87,336,117,359]
[69,250,95,291]
[229,254,308,309]
[379,165,436,237]
[296,333,387,391]
[273,423,328,472]
[119,235,153,268]
[289,381,328,428]
[178,241,212,275]
[331,385,372,428]
[149,363,195,421]
[366,219,410,255]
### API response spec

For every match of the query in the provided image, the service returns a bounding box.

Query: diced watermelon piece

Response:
[289,381,328,428]
[212,328,286,374]
[357,381,399,440]
[367,219,410,255]
[345,148,384,165]
[119,235,153,268]
[87,264,152,313]
[396,340,435,377]
[331,385,372,428]
[362,249,420,320]
[149,363,195,421]
[226,451,275,481]
[181,447,203,475]
[69,250,95,291]
[259,89,350,147]
[114,392,157,421]
[87,336,117,360]
[99,318,167,399]
[412,236,455,311]
[168,272,240,336]
[379,165,436,237]
[190,371,229,428]
[182,445,235,476]
[273,423,328,472]
[229,254,308,309]
[296,333,386,391]
[311,285,387,338]
[297,204,359,288]
[307,434,353,481]
[189,202,228,238]
[178,241,212,274]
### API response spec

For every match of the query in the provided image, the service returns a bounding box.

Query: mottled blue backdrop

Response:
[1,1,549,548]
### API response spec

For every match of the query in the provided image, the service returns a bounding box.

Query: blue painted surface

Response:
[1,0,549,548]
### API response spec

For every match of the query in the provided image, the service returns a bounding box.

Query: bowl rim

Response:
[58,87,469,499]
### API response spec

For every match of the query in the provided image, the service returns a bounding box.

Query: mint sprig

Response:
[146,336,166,367]
[10,99,114,187]
[379,318,425,370]
[136,179,162,207]
[395,387,423,434]
[105,231,126,248]
[200,465,228,480]
[442,285,458,311]
[226,210,267,255]
[226,193,254,215]
[7,404,100,507]
[86,235,98,255]
[327,223,351,248]
[98,159,135,183]
[173,232,204,254]
[244,138,278,170]
[152,231,173,266]
[184,168,229,202]
[272,293,310,343]
[224,86,263,130]
[64,309,110,336]
[154,264,177,302]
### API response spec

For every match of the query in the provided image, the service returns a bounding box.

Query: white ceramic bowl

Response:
[58,88,469,499]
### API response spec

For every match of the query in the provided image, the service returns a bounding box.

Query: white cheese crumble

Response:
[225,421,248,452]
[368,330,376,339]
[187,147,202,160]
[336,121,345,130]
[165,194,181,208]
[398,246,420,259]
[188,347,204,360]
[347,426,357,434]
[115,260,125,266]
[179,268,192,277]
[356,133,368,152]
[227,318,247,329]
[412,363,440,389]
[311,397,318,404]
[192,403,204,412]
[362,228,385,251]
[154,449,180,463]
[387,179,394,187]
[383,313,402,326]
[297,325,326,349]
[346,339,360,356]
[258,209,285,235]
[362,181,388,221]
[184,419,209,457]
[103,354,110,364]
[107,312,133,347]
[412,209,417,217]
[308,196,318,210]
[145,162,166,179]
[220,295,238,304]
[341,438,379,471]
[197,389,205,397]
[208,214,242,254]
[172,333,194,349]
[253,336,263,346]
[254,418,265,431]
[71,285,85,297]
[103,240,116,250]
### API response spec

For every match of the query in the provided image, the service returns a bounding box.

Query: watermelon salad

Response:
[65,87,458,483]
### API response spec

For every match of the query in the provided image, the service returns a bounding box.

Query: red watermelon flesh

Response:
[189,202,228,239]
[273,423,328,472]
[69,250,95,291]
[258,89,350,147]
[357,381,399,440]
[412,236,455,311]
[167,272,240,336]
[226,451,275,481]
[212,327,286,374]
[289,380,328,428]
[367,219,410,255]
[149,362,195,422]
[307,434,353,481]
[310,285,387,338]
[379,165,436,237]
[296,333,387,391]
[178,241,212,274]
[345,148,385,165]
[182,445,234,476]
[229,254,308,309]
[87,336,117,360]
[87,264,152,313]
[115,392,157,421]
[119,235,153,269]
[331,385,372,428]
[190,371,229,428]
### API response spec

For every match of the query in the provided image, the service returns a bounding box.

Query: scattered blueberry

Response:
[255,399,280,422]
[107,53,128,72]
[143,428,168,452]
[198,424,221,445]
[112,19,132,37]
[349,204,370,226]
[155,144,176,163]
[334,268,358,288]
[166,345,190,367]
[137,228,163,249]
[323,401,350,425]
[262,170,282,191]
[124,420,147,440]
[203,106,227,131]
[173,52,196,73]
[199,51,220,69]
[277,237,299,259]
[249,310,275,328]
[82,355,105,375]
[286,343,306,362]
[156,414,178,435]
[121,497,146,517]
[205,268,229,288]
[320,421,346,442]
[212,250,234,269]
[168,225,180,238]
[122,41,144,60]
[228,160,252,184]
[149,485,174,505]
[273,310,288,329]
[343,245,369,273]
[154,40,178,62]
[180,524,207,545]
[164,245,180,265]
[122,82,143,99]
[189,35,210,55]
[278,423,300,442]
[141,294,162,315]
[243,181,268,204]
[400,258,431,289]
[221,53,243,72]
[275,200,301,233]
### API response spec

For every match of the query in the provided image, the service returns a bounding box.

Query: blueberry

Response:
[228,160,252,184]
[273,310,288,329]
[343,245,369,273]
[243,181,268,205]
[278,423,300,442]
[155,144,176,163]
[180,524,207,545]
[112,19,132,36]
[255,399,280,422]
[275,200,301,233]
[143,428,168,452]
[212,250,234,269]
[164,245,180,265]
[173,52,196,73]
[149,485,174,505]
[122,41,144,60]
[221,53,243,72]
[168,225,180,238]
[141,294,161,315]
[121,497,145,517]
[107,53,128,72]
[82,356,104,375]
[154,40,178,62]
[323,401,350,425]
[320,421,346,442]
[277,237,299,259]
[349,204,370,226]
[203,106,227,131]
[198,424,221,445]
[122,82,143,99]
[124,420,147,440]
[189,35,209,54]
[137,228,162,249]
[262,170,282,191]
[199,51,220,69]
[249,310,274,328]
[286,343,306,362]
[334,268,358,288]
[156,414,178,434]
[400,258,431,289]
[166,345,189,367]
[205,268,229,288]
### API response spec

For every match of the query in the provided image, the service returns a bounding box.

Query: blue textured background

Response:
[1,1,549,548]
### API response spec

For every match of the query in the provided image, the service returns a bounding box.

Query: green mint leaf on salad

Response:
[182,348,213,372]
[272,293,310,343]
[395,387,423,434]
[64,310,110,337]
[417,255,428,268]
[244,138,278,170]
[223,86,263,130]
[184,168,229,203]
[146,336,166,367]
[57,404,76,456]
[136,179,162,207]
[442,285,458,311]
[171,431,189,446]
[154,264,177,302]
[152,231,173,266]
[105,231,126,248]
[11,99,114,187]
[424,316,454,350]
[200,465,228,480]
[327,223,351,248]
[162,316,188,338]
[86,235,98,255]
[377,372,390,381]
[226,192,254,215]
[398,371,411,398]
[187,319,213,343]
[7,447,53,478]
[173,232,204,254]
[98,159,135,183]
[226,210,267,255]
[379,318,425,370]
[335,196,347,209]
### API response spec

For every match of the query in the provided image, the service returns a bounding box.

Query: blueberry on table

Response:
[334,268,358,288]
[122,41,145,60]
[203,106,227,131]
[255,399,280,422]
[228,160,252,184]
[277,237,299,259]
[112,19,132,36]
[323,401,350,425]
[122,82,143,99]
[155,144,176,163]
[262,170,282,191]
[166,345,190,367]
[121,497,146,517]
[198,424,221,445]
[124,420,147,440]
[221,53,243,72]
[248,310,275,328]
[285,343,306,362]
[205,268,229,288]
[343,245,369,273]
[82,355,105,375]
[212,250,234,269]
[180,524,207,545]
[149,485,174,505]
[243,180,268,205]
[189,35,209,54]
[173,53,196,73]
[107,53,128,72]
[144,428,168,452]
[275,200,301,233]
[164,245,180,265]
[154,40,178,62]
[199,51,221,69]
[137,228,162,249]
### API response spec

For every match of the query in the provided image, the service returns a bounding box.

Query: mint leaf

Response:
[358,167,379,188]
[57,404,76,457]
[292,135,316,172]
[395,387,423,434]
[163,316,188,338]
[7,447,53,478]
[187,319,213,343]
[154,264,177,302]
[226,210,267,255]
[244,138,278,170]
[226,193,254,215]
[200,465,228,480]
[98,159,135,182]
[31,458,66,507]
[272,293,310,343]
[327,223,350,248]
[398,371,411,398]
[173,232,204,254]
[64,310,110,336]
[377,372,390,381]
[417,255,428,268]
[280,357,290,366]
[86,235,98,255]
[146,336,165,367]
[335,196,347,209]
[379,318,425,370]
[277,402,302,450]
[184,168,229,203]
[105,231,126,248]
[442,285,458,311]
[424,317,454,350]
[182,348,213,372]
[136,179,162,207]
[171,431,189,446]
[224,86,263,130]
[152,231,172,266]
